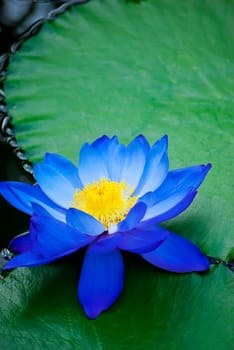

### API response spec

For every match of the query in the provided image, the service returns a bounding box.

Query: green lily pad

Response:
[2,0,234,349]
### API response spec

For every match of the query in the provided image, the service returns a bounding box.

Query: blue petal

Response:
[118,225,169,253]
[91,135,112,154]
[155,163,212,197]
[78,143,109,185]
[66,208,105,235]
[135,134,150,154]
[137,163,211,224]
[142,231,210,272]
[44,153,82,189]
[107,142,127,181]
[141,189,197,224]
[9,232,32,253]
[3,215,95,269]
[89,233,121,253]
[134,135,169,196]
[120,136,147,189]
[33,216,95,256]
[78,247,124,319]
[12,216,38,251]
[148,191,197,224]
[0,181,37,215]
[92,136,124,180]
[91,135,113,171]
[2,251,56,269]
[31,215,94,257]
[34,163,76,208]
[90,135,150,183]
[0,182,65,219]
[31,202,53,217]
[118,202,147,232]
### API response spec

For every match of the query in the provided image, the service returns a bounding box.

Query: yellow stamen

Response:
[69,178,138,230]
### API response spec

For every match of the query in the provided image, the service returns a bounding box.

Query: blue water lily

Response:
[0,135,211,319]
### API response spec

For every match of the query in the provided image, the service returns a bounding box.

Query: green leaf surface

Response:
[2,0,234,349]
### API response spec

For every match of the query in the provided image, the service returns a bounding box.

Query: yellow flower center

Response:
[70,178,138,230]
